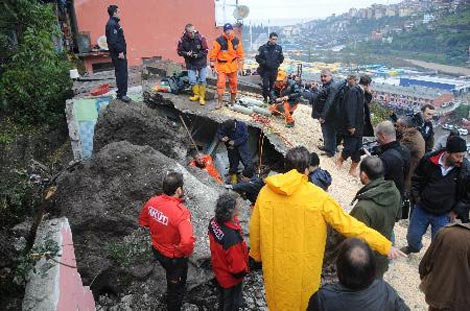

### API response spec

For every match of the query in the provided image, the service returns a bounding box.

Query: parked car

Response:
[457,128,468,136]
[442,123,454,130]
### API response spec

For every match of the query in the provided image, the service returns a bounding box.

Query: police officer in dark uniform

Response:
[105,5,130,102]
[255,32,284,104]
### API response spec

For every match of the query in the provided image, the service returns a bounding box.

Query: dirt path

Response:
[216,104,428,310]
[403,59,470,77]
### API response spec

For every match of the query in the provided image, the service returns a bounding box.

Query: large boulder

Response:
[93,101,189,163]
[54,141,235,298]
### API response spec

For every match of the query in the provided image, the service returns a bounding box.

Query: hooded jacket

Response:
[249,169,392,311]
[350,177,401,277]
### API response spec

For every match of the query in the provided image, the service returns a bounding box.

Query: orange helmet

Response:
[276,70,287,81]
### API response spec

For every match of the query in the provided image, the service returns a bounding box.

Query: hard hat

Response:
[276,70,287,81]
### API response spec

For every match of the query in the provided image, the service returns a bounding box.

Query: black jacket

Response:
[411,150,470,217]
[177,32,208,70]
[363,92,374,137]
[307,279,410,311]
[105,17,126,56]
[378,141,411,199]
[271,79,301,105]
[339,85,365,137]
[232,177,265,204]
[255,42,284,72]
[414,112,434,152]
[311,79,343,121]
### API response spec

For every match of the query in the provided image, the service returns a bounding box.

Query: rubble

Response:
[93,100,189,162]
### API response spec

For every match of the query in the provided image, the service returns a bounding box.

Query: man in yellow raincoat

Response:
[249,146,406,311]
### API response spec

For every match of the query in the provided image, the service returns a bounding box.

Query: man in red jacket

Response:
[208,192,249,311]
[139,171,195,311]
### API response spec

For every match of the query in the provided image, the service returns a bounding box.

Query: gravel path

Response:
[216,103,429,310]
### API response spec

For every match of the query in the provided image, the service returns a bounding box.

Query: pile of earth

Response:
[53,101,260,309]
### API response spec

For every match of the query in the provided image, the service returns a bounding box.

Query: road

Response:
[403,59,470,77]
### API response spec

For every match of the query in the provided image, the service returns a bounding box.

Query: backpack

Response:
[162,71,190,95]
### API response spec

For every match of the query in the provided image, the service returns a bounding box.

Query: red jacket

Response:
[139,195,195,258]
[208,216,249,288]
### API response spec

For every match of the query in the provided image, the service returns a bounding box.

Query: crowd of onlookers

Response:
[138,70,470,311]
[105,6,470,309]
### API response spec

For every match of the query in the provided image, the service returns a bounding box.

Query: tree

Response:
[0,0,72,126]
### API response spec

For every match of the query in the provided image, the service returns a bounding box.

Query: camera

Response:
[360,140,381,156]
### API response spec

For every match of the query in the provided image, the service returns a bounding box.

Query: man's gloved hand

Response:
[224,184,233,190]
[248,256,262,271]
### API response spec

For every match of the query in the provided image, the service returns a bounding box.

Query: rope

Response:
[178,115,199,152]
[44,253,77,269]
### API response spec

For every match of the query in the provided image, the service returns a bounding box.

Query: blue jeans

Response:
[321,121,337,155]
[406,205,450,252]
[188,67,208,86]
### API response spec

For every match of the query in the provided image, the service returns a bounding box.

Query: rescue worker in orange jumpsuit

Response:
[189,153,223,184]
[209,23,244,109]
[268,70,302,128]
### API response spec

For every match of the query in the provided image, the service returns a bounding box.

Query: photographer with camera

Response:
[373,121,410,201]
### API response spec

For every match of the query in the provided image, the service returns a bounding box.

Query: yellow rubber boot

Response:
[230,173,238,184]
[199,84,206,105]
[189,85,199,101]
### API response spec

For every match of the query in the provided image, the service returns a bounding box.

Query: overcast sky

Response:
[236,0,403,25]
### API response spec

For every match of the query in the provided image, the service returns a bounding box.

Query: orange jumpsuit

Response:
[189,154,223,184]
[209,33,244,96]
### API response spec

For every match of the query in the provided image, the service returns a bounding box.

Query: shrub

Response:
[0,0,72,126]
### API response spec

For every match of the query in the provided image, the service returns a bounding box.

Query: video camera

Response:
[360,139,381,156]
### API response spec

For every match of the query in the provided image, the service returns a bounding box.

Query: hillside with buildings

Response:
[257,0,470,67]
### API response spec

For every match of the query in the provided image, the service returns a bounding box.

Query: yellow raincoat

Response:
[249,169,392,311]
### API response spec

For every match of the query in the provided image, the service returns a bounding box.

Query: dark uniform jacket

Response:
[255,42,284,72]
[378,141,411,199]
[307,279,410,311]
[350,177,401,277]
[177,32,208,70]
[411,150,470,219]
[208,217,249,288]
[419,223,470,310]
[105,17,126,56]
[414,112,434,152]
[271,79,301,106]
[216,121,248,147]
